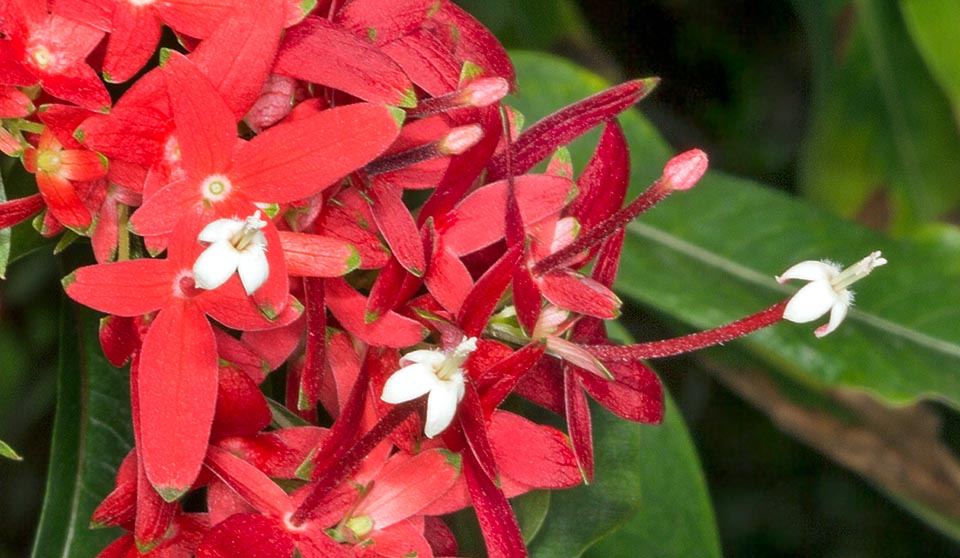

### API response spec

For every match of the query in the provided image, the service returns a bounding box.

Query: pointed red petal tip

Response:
[439,124,484,155]
[663,148,708,191]
[461,77,510,107]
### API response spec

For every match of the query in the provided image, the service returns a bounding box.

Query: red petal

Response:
[211,364,272,439]
[459,380,499,481]
[424,240,473,315]
[102,3,162,83]
[514,357,565,415]
[39,60,111,112]
[512,265,541,335]
[34,173,92,229]
[58,148,108,181]
[280,231,360,277]
[204,446,292,518]
[196,513,294,558]
[325,278,425,348]
[134,455,178,550]
[430,2,515,85]
[162,51,236,177]
[490,410,582,490]
[191,1,285,118]
[241,321,303,373]
[51,0,113,30]
[318,330,360,417]
[337,0,433,45]
[424,515,459,557]
[381,29,460,96]
[568,121,630,229]
[0,194,44,229]
[64,259,174,316]
[299,277,326,411]
[234,103,402,203]
[214,328,270,383]
[99,314,143,367]
[0,85,33,118]
[357,449,461,528]
[217,426,328,479]
[563,371,594,482]
[537,270,621,319]
[442,175,574,256]
[463,453,527,558]
[319,203,390,269]
[155,0,238,39]
[274,16,415,106]
[477,341,546,414]
[368,178,425,276]
[91,450,138,527]
[457,242,522,338]
[578,360,664,424]
[487,79,657,182]
[139,301,219,499]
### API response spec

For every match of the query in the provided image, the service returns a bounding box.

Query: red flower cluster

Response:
[2,1,870,557]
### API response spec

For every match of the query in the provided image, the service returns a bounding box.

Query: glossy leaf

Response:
[31,303,133,558]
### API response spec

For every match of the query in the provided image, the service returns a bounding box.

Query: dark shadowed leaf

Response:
[31,302,133,558]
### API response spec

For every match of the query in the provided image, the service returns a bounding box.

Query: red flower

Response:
[0,0,110,111]
[22,128,105,229]
[64,209,302,500]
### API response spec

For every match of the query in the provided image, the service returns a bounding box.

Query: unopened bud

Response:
[663,149,708,191]
[438,125,484,155]
[459,77,510,108]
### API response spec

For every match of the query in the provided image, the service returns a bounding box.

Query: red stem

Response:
[290,399,422,525]
[584,301,787,361]
[532,178,670,276]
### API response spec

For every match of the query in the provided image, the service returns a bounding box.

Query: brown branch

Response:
[708,362,960,522]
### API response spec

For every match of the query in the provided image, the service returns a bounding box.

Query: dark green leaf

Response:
[900,0,960,124]
[30,302,133,558]
[527,393,719,558]
[513,489,551,543]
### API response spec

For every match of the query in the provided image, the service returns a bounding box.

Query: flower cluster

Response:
[0,1,885,557]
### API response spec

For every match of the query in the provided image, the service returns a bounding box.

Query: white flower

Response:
[193,211,269,295]
[381,337,477,438]
[776,251,887,338]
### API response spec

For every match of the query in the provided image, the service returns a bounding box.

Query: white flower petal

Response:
[237,245,270,295]
[423,373,465,438]
[782,280,839,323]
[193,241,241,290]
[381,363,438,404]
[198,219,244,243]
[776,260,837,284]
[815,291,852,338]
[399,349,447,368]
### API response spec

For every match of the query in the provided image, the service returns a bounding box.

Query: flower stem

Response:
[289,398,422,525]
[584,301,787,361]
[532,178,672,276]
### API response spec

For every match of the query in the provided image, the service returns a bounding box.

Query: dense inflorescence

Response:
[0,1,884,557]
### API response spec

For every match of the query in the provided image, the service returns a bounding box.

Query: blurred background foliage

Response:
[2,0,960,557]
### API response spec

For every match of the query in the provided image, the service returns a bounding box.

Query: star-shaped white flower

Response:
[193,211,269,295]
[776,251,887,338]
[381,337,477,438]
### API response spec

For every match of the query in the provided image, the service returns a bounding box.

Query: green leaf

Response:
[455,0,593,52]
[793,0,960,233]
[30,302,133,558]
[900,0,960,125]
[0,439,22,461]
[527,394,719,558]
[620,173,960,409]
